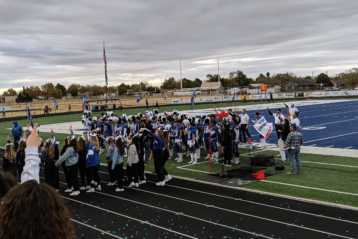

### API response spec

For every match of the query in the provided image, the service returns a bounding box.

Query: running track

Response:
[1,154,358,239]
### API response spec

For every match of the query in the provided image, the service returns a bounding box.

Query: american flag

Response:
[103,42,108,86]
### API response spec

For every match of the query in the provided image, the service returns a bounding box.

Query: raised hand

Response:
[26,124,42,148]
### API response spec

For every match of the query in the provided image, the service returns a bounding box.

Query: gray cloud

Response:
[1,0,358,91]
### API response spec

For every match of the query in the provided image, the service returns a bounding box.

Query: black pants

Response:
[107,161,116,183]
[240,124,251,142]
[269,97,274,103]
[153,149,165,182]
[17,163,24,181]
[275,124,282,141]
[14,136,20,151]
[62,162,71,188]
[126,163,138,184]
[113,163,124,189]
[67,164,79,191]
[156,103,159,109]
[238,127,243,142]
[86,165,101,188]
[78,157,87,187]
[163,149,169,176]
[137,152,145,181]
[44,162,59,189]
[146,103,148,109]
[224,146,232,164]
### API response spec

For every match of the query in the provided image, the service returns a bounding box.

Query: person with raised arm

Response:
[84,131,101,192]
[140,127,166,186]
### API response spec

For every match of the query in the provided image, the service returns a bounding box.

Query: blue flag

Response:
[25,100,28,113]
[232,96,235,102]
[136,93,141,103]
[191,88,199,110]
[164,92,168,100]
[54,99,58,109]
[27,105,34,128]
[82,96,88,106]
[110,96,113,103]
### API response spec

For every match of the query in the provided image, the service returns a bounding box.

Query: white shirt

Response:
[290,116,300,127]
[273,113,285,124]
[289,107,299,116]
[240,114,249,124]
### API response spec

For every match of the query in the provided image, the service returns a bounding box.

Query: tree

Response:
[5,88,17,96]
[316,73,333,86]
[55,83,66,96]
[28,86,43,96]
[229,70,253,88]
[25,89,37,99]
[67,84,79,96]
[194,78,202,86]
[131,85,140,92]
[17,93,32,102]
[41,83,56,99]
[118,86,127,95]
[161,77,179,89]
[90,85,105,96]
[146,86,155,92]
[107,86,117,93]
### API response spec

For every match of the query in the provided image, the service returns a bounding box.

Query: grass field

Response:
[1,98,358,208]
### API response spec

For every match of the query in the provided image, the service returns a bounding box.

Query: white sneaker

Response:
[128,182,135,188]
[186,153,189,157]
[94,182,98,186]
[134,183,139,188]
[139,180,146,185]
[70,191,79,196]
[174,157,179,161]
[192,161,197,165]
[86,188,95,193]
[177,159,183,163]
[188,160,193,164]
[64,189,73,193]
[165,175,172,182]
[79,186,86,191]
[96,185,102,191]
[90,180,94,184]
[144,175,146,180]
[85,186,91,190]
[204,156,209,159]
[107,182,115,186]
[156,181,165,186]
[124,154,128,157]
[115,188,124,192]
[168,156,172,160]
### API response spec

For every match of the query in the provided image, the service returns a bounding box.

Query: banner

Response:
[253,116,273,139]
[172,99,180,104]
[194,96,222,102]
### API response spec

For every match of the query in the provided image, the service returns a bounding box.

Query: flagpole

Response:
[103,41,108,105]
[180,58,182,90]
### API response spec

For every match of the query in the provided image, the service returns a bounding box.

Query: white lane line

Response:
[50,166,358,226]
[308,118,358,127]
[303,132,358,144]
[345,146,353,149]
[260,181,358,196]
[89,191,273,239]
[122,187,356,238]
[309,144,317,147]
[300,161,358,168]
[178,161,208,168]
[326,145,335,148]
[71,219,124,239]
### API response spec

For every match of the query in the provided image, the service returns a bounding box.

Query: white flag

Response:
[253,116,273,139]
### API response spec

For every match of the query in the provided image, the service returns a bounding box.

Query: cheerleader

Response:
[85,132,101,192]
[112,137,125,191]
[141,128,166,186]
[60,135,71,191]
[55,137,80,196]
[77,136,88,190]
[123,135,139,188]
[105,138,116,186]
[162,130,172,182]
[15,138,26,180]
[3,137,17,177]
[41,134,59,190]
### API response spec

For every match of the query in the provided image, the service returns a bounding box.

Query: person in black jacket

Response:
[278,118,290,161]
[77,136,87,190]
[221,122,233,165]
[3,137,17,177]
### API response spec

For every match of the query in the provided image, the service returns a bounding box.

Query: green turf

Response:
[2,98,358,208]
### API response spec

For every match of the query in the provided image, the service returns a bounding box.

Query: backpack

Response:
[275,165,285,171]
[250,154,275,167]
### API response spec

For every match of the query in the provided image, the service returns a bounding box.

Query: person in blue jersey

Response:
[134,116,141,133]
[103,118,114,140]
[210,120,220,164]
[187,122,197,164]
[194,118,203,160]
[202,118,211,160]
[114,120,122,137]
[182,120,189,157]
[255,112,267,148]
[166,117,175,159]
[84,132,101,193]
[121,119,129,137]
[151,116,158,129]
[230,118,241,164]
[141,127,166,186]
[86,117,92,132]
[173,120,184,162]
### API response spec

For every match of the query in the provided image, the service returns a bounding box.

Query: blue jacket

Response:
[12,121,24,137]
[146,129,163,151]
[111,146,124,170]
[55,147,78,166]
[105,145,114,162]
[85,143,100,168]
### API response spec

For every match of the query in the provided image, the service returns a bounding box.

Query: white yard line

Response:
[303,132,358,144]
[260,181,358,196]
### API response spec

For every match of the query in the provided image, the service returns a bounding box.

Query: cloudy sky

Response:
[1,0,358,92]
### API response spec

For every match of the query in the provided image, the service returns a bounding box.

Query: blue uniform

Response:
[202,123,210,149]
[210,125,219,153]
[174,125,183,153]
[230,124,240,154]
[194,125,200,149]
[187,128,196,151]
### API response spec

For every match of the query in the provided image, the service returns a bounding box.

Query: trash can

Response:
[92,106,96,110]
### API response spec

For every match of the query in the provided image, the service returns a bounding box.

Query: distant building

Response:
[200,81,223,94]
[281,81,314,92]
